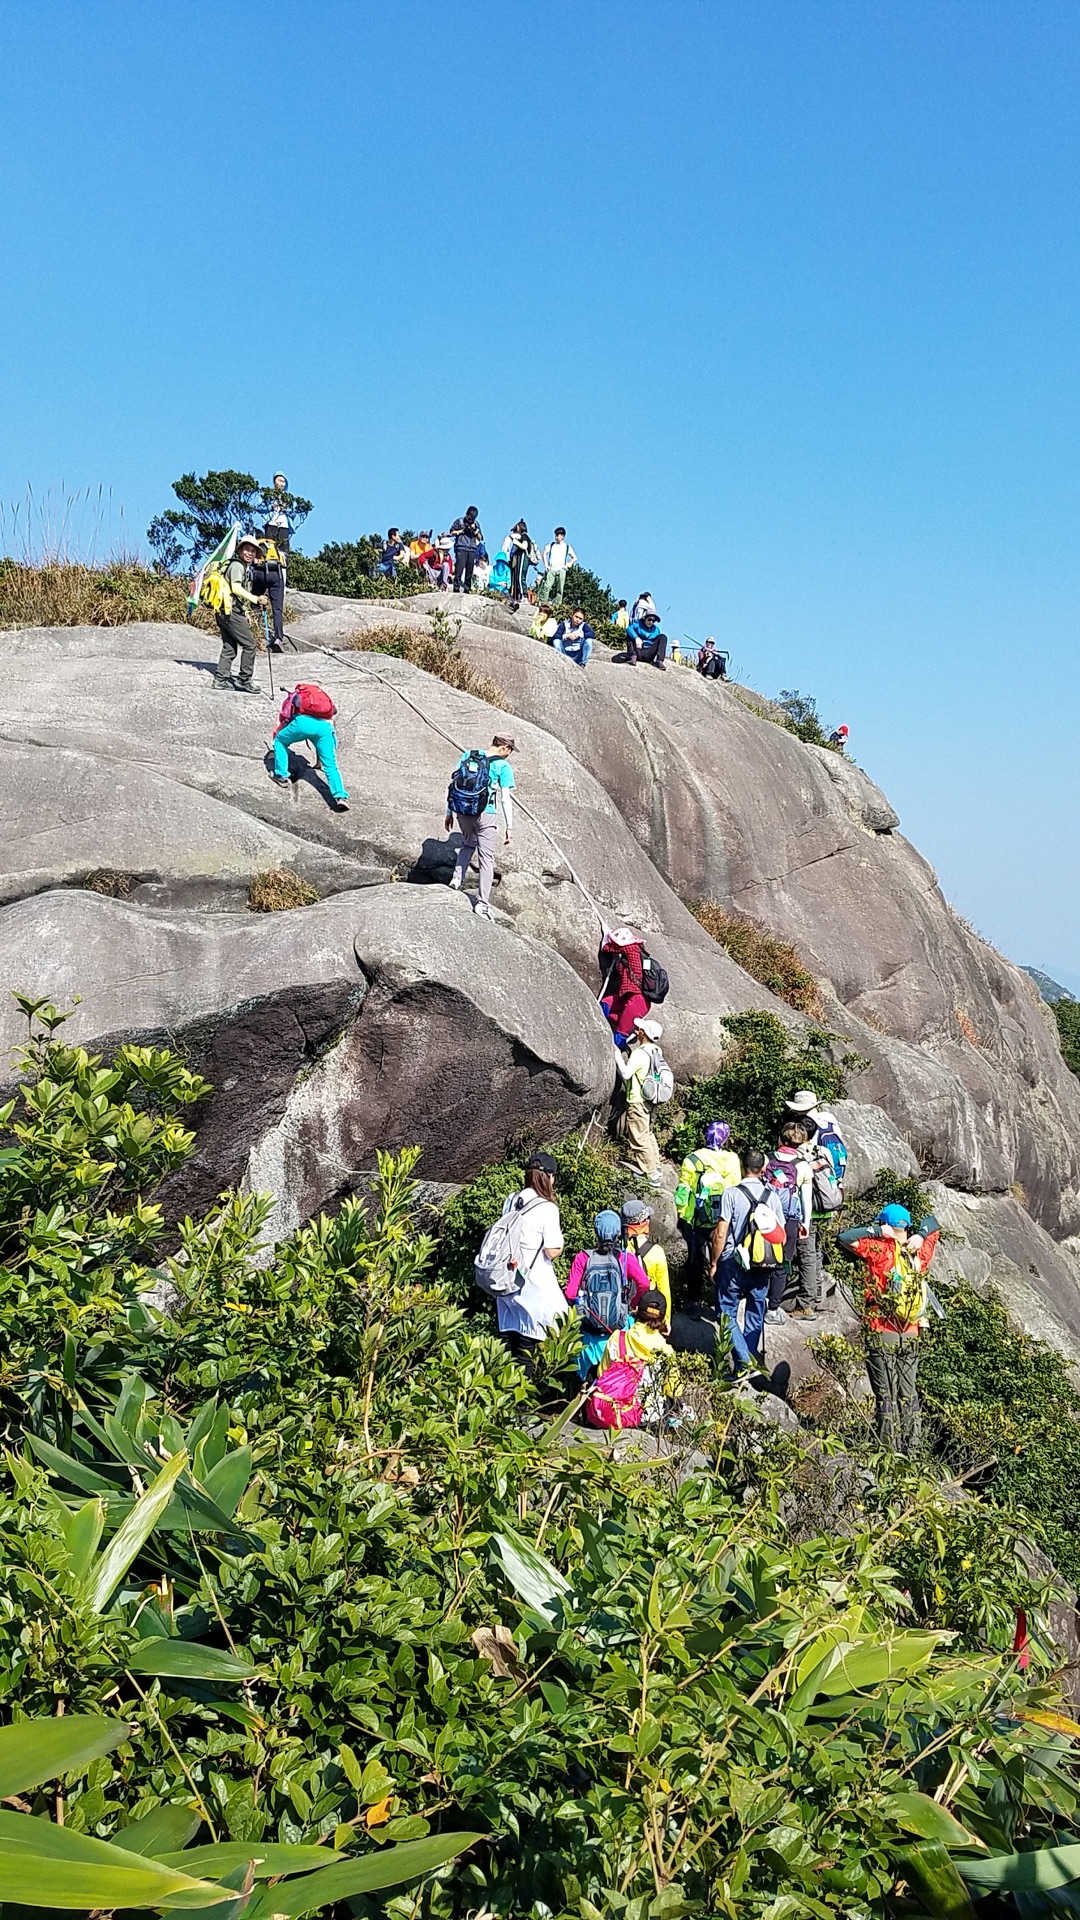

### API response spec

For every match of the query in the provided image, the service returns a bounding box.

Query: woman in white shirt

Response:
[495,1150,566,1371]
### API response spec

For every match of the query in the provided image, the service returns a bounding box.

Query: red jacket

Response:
[835,1218,940,1334]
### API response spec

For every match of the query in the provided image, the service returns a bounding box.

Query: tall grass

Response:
[0,483,202,629]
[342,612,509,709]
[692,898,823,1016]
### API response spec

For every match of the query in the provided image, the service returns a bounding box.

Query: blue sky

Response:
[2,0,1078,989]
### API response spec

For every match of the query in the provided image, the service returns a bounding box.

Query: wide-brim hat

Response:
[786,1090,820,1114]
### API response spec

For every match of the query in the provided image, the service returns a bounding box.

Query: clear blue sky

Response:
[2,1,1078,989]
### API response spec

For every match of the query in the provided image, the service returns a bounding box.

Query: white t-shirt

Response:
[495,1189,566,1339]
[545,540,575,570]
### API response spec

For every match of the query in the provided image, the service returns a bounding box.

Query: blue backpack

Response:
[577,1249,631,1336]
[448,750,491,818]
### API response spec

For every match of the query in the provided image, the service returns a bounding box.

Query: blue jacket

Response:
[628,618,662,645]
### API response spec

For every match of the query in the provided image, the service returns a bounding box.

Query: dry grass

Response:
[83,868,139,898]
[955,1007,979,1048]
[0,559,205,630]
[342,617,509,710]
[247,870,320,913]
[692,899,823,1016]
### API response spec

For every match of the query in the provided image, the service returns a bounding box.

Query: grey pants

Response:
[792,1222,822,1307]
[454,811,497,902]
[541,567,566,605]
[866,1332,921,1454]
[215,610,256,687]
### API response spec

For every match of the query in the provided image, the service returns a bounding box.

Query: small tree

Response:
[147,470,313,572]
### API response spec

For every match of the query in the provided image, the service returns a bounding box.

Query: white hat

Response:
[609,926,640,947]
[786,1089,819,1114]
[635,1017,663,1041]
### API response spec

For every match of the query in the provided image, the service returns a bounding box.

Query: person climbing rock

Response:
[620,1196,672,1321]
[625,609,668,670]
[444,734,515,920]
[763,1120,815,1325]
[674,1121,742,1297]
[540,527,577,606]
[835,1202,941,1454]
[598,927,651,1046]
[270,682,349,812]
[450,507,483,593]
[491,1150,566,1373]
[564,1208,649,1381]
[613,1016,666,1185]
[553,608,595,667]
[780,1091,834,1317]
[707,1149,786,1376]
[212,534,267,693]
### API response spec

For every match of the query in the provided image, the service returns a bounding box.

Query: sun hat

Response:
[525,1150,557,1175]
[705,1121,731,1149]
[878,1203,912,1229]
[621,1195,652,1226]
[635,1017,663,1041]
[595,1209,623,1242]
[237,533,260,550]
[786,1090,820,1115]
[608,925,640,947]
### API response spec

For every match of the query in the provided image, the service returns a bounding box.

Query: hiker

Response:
[411,532,439,584]
[625,610,668,670]
[779,1092,836,1317]
[553,607,595,668]
[264,473,292,552]
[251,535,287,652]
[491,1150,566,1372]
[529,603,559,643]
[613,1016,666,1186]
[836,1202,941,1454]
[271,682,350,813]
[540,527,577,605]
[631,592,656,622]
[444,733,515,920]
[598,927,653,1045]
[613,599,630,630]
[434,532,455,588]
[828,725,849,750]
[564,1208,649,1380]
[212,534,267,693]
[506,521,540,610]
[378,529,407,579]
[450,507,483,593]
[621,1196,672,1321]
[708,1149,787,1374]
[696,637,728,681]
[675,1121,742,1295]
[585,1289,674,1432]
[763,1120,815,1325]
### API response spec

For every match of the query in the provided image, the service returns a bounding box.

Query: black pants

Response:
[215,609,255,687]
[509,547,528,607]
[453,548,477,592]
[251,562,285,644]
[628,633,668,666]
[500,1328,542,1375]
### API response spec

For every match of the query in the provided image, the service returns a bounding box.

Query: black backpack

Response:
[577,1249,631,1335]
[641,951,669,1004]
[447,750,491,819]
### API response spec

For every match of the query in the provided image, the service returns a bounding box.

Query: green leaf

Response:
[898,1842,976,1918]
[157,1846,346,1880]
[125,1641,258,1684]
[816,1632,941,1698]
[960,1843,1080,1893]
[112,1804,203,1856]
[884,1792,984,1850]
[242,1834,483,1918]
[83,1450,188,1613]
[201,1448,251,1518]
[492,1529,571,1623]
[58,1500,106,1582]
[0,1716,131,1798]
[0,1829,231,1910]
[359,1758,392,1805]
[25,1434,123,1496]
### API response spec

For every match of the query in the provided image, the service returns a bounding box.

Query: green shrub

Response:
[774,687,837,746]
[1052,997,1080,1077]
[0,558,194,629]
[665,1009,858,1162]
[437,1132,623,1305]
[692,899,823,1015]
[147,469,312,572]
[289,537,430,600]
[343,609,509,707]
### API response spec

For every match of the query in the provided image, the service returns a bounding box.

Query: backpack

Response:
[448,750,491,819]
[886,1247,928,1326]
[474,1192,547,1297]
[199,564,233,615]
[765,1155,803,1218]
[812,1164,844,1213]
[641,1045,674,1106]
[585,1332,644,1430]
[278,683,336,728]
[640,951,669,1004]
[733,1185,786,1272]
[815,1124,848,1184]
[577,1250,631,1336]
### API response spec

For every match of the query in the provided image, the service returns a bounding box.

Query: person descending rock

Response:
[553,607,595,668]
[621,1196,672,1321]
[708,1149,787,1376]
[835,1202,941,1454]
[613,1017,667,1186]
[212,534,267,693]
[270,681,350,812]
[540,527,577,606]
[625,609,668,670]
[564,1208,649,1381]
[450,506,483,594]
[444,733,515,920]
[491,1150,566,1373]
[674,1121,742,1297]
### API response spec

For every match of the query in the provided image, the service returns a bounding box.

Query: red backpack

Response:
[277,683,336,730]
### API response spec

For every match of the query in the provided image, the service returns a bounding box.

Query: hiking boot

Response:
[654,662,667,671]
[268,639,283,653]
[764,1307,789,1326]
[333,798,350,812]
[232,681,256,695]
[270,774,290,788]
[211,677,232,690]
[789,1305,820,1322]
[473,900,495,920]
[448,869,463,891]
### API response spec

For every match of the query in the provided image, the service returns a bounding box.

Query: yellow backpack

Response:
[199,565,233,615]
[888,1246,928,1325]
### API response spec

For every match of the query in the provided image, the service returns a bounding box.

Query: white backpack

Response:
[642,1044,675,1105]
[474,1192,547,1297]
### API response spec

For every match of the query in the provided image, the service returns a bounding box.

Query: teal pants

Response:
[273,716,347,801]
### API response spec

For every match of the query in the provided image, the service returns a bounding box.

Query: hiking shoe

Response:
[271,774,290,788]
[764,1308,789,1326]
[333,798,350,812]
[232,681,256,695]
[654,662,667,671]
[211,677,232,690]
[473,900,495,920]
[789,1305,820,1322]
[448,869,463,891]
[268,639,283,653]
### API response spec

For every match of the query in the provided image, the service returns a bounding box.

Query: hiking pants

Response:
[541,567,566,605]
[453,548,477,592]
[215,609,256,687]
[555,632,593,668]
[792,1222,822,1307]
[616,1099,660,1180]
[453,810,497,902]
[715,1257,767,1371]
[509,547,530,606]
[251,561,286,643]
[627,633,668,667]
[866,1332,921,1454]
[273,716,347,801]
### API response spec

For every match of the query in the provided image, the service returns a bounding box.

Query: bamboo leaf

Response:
[0,1716,131,1798]
[111,1803,203,1856]
[898,1842,977,1917]
[884,1792,985,1850]
[242,1833,483,1919]
[492,1529,571,1623]
[125,1640,258,1683]
[157,1844,346,1879]
[201,1448,251,1518]
[59,1499,105,1582]
[960,1843,1080,1893]
[0,1839,231,1910]
[83,1450,188,1614]
[1011,1708,1080,1739]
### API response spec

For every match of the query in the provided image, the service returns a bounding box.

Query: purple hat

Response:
[705,1121,731,1149]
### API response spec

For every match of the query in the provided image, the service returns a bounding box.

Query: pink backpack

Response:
[585,1332,645,1431]
[277,683,336,730]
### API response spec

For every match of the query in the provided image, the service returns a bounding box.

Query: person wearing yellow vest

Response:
[674,1121,742,1297]
[620,1195,671,1322]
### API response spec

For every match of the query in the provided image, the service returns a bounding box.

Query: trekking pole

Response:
[262,610,275,700]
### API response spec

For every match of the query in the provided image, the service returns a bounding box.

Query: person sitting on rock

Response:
[625,609,668,670]
[212,534,268,694]
[598,927,651,1046]
[564,1208,649,1381]
[621,1196,672,1321]
[530,603,559,643]
[828,724,849,750]
[553,608,595,668]
[696,637,728,680]
[270,682,350,813]
[445,733,515,921]
[613,1017,665,1186]
[378,529,407,580]
[835,1202,941,1455]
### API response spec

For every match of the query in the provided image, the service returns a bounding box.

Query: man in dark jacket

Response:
[450,507,483,594]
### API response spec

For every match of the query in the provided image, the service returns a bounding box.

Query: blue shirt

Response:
[485,758,515,815]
